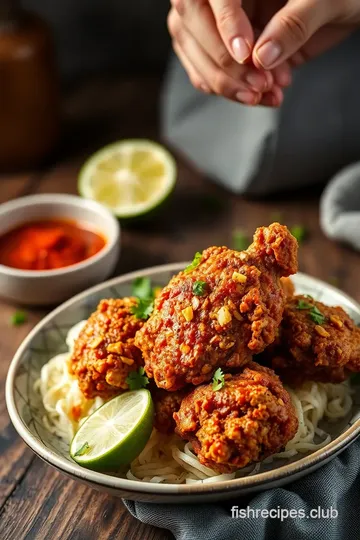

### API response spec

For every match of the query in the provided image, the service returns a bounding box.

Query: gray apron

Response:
[161,31,360,195]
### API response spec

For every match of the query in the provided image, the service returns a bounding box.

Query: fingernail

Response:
[236,90,259,106]
[245,72,266,92]
[255,40,282,68]
[232,37,250,64]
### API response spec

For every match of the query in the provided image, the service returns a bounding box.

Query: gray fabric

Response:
[320,163,360,251]
[161,31,360,196]
[124,438,360,539]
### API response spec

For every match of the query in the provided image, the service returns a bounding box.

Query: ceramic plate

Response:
[6,264,360,503]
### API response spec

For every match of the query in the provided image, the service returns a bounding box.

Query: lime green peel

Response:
[70,389,154,471]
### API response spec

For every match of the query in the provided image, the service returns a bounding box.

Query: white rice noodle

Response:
[34,322,354,485]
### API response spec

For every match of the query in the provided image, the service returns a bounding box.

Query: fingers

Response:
[172,41,211,94]
[173,0,269,92]
[253,0,337,69]
[260,86,284,108]
[168,9,262,104]
[172,35,260,105]
[272,61,292,88]
[208,0,254,63]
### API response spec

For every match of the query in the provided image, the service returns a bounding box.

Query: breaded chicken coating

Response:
[151,385,189,434]
[135,223,298,391]
[174,362,298,474]
[280,277,295,299]
[70,298,144,399]
[266,295,360,385]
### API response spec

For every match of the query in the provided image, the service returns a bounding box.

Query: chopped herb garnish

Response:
[212,368,225,391]
[233,229,250,251]
[297,299,327,325]
[290,225,307,244]
[130,277,157,319]
[11,310,27,326]
[185,252,202,273]
[132,277,153,300]
[130,298,154,320]
[309,306,327,325]
[193,280,207,296]
[126,367,149,390]
[74,441,90,457]
[297,300,313,310]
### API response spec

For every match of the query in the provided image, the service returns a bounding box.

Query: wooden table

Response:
[0,76,359,540]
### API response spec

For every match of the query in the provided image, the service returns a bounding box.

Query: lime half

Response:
[78,139,177,218]
[70,389,154,471]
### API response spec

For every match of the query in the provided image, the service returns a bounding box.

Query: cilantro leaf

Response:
[132,277,153,300]
[74,441,90,457]
[11,310,27,326]
[130,298,154,320]
[290,225,307,244]
[297,300,313,310]
[126,367,149,390]
[309,306,327,325]
[185,252,202,273]
[297,300,327,325]
[212,368,225,391]
[233,229,250,251]
[193,280,207,296]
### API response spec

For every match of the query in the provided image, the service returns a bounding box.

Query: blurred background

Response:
[0,0,359,284]
[25,0,170,78]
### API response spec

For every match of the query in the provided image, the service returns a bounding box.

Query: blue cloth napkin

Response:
[124,438,360,539]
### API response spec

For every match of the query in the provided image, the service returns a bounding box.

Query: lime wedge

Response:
[70,389,154,471]
[78,139,177,218]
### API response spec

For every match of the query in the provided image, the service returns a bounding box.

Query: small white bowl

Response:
[0,194,120,305]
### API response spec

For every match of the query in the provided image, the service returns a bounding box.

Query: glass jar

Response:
[0,0,59,171]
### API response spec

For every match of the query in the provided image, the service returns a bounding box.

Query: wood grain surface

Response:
[0,76,359,540]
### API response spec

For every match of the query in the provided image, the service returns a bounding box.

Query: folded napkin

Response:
[124,438,360,539]
[320,163,360,252]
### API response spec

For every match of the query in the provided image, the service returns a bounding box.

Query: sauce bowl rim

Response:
[0,193,120,278]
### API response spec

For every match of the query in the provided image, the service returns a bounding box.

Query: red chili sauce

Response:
[0,219,106,271]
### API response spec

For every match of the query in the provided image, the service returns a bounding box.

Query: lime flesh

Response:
[70,389,154,471]
[78,139,177,219]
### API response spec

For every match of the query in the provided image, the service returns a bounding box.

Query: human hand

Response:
[252,0,360,71]
[168,0,360,107]
[167,0,291,107]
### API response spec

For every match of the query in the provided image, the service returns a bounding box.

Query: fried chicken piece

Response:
[280,277,295,299]
[174,362,298,473]
[135,223,298,391]
[70,298,144,399]
[151,385,189,434]
[266,295,360,385]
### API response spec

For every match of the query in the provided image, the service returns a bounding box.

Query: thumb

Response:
[253,0,336,69]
